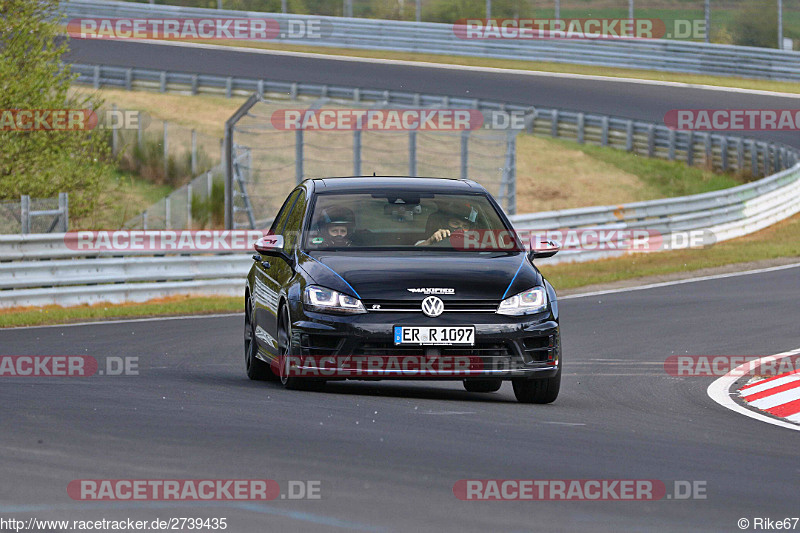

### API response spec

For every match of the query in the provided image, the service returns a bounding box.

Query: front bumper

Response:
[287,302,560,380]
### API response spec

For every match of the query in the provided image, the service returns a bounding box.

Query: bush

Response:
[191,180,225,229]
[731,0,778,48]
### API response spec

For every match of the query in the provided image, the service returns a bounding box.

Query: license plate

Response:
[394,326,475,346]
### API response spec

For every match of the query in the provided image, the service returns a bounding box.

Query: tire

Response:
[463,379,502,393]
[512,332,562,404]
[245,295,276,381]
[277,305,325,391]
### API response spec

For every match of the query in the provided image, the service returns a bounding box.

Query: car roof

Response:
[310,176,484,194]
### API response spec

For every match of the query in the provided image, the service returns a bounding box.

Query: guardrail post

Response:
[226,77,233,98]
[442,96,449,108]
[705,134,712,169]
[686,131,694,166]
[625,120,633,152]
[93,65,100,89]
[408,130,417,176]
[160,71,166,93]
[59,193,69,232]
[774,145,780,171]
[764,144,771,175]
[295,129,304,184]
[460,130,469,180]
[412,93,420,106]
[353,88,360,103]
[191,130,197,175]
[736,138,744,172]
[322,85,329,98]
[601,116,609,146]
[125,68,132,90]
[257,79,264,98]
[668,129,676,160]
[191,75,198,95]
[20,195,30,235]
[750,140,758,176]
[163,122,169,178]
[551,110,559,138]
[720,137,729,171]
[290,83,298,100]
[353,129,362,176]
[577,113,585,144]
[647,125,655,158]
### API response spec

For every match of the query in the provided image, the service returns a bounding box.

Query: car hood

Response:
[300,251,541,301]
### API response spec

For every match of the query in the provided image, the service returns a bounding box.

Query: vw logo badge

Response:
[421,296,444,317]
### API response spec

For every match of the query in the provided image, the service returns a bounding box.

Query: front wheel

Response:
[512,366,561,404]
[245,295,275,381]
[277,305,325,391]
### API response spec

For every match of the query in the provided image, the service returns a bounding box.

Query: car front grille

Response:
[362,299,499,313]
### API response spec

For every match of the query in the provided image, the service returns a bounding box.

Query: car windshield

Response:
[304,191,521,252]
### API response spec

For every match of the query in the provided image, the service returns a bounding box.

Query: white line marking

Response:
[560,261,800,300]
[103,39,800,99]
[707,348,800,432]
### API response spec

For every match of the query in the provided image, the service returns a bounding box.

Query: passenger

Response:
[416,202,478,246]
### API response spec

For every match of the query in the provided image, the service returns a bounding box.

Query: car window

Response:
[269,189,301,236]
[303,191,517,251]
[282,190,307,250]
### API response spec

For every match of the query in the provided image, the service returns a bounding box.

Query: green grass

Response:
[0,296,241,328]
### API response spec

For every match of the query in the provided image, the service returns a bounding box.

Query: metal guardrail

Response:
[62,0,800,81]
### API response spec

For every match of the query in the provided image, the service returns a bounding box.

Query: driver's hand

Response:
[425,228,451,245]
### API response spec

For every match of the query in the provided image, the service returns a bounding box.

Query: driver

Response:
[416,202,478,246]
[313,206,356,247]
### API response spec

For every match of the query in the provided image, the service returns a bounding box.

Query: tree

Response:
[0,0,113,218]
[731,0,778,48]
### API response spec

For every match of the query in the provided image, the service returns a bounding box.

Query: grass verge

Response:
[0,295,241,328]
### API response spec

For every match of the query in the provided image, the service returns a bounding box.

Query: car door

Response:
[253,189,301,357]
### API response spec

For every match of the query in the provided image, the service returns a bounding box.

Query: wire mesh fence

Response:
[229,96,519,230]
[0,195,69,234]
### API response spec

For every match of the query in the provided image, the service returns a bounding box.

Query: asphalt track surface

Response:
[2,265,799,532]
[2,39,796,532]
[63,39,800,148]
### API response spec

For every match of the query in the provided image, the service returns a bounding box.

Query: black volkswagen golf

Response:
[244,176,562,403]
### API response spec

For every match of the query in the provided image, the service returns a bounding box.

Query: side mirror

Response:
[253,235,293,266]
[529,238,560,260]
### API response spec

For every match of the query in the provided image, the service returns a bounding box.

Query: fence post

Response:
[720,137,729,171]
[353,129,362,176]
[686,131,694,166]
[165,197,171,230]
[143,211,148,231]
[625,120,634,152]
[59,192,69,232]
[647,125,655,157]
[551,110,559,138]
[191,130,197,175]
[295,129,304,184]
[736,138,744,172]
[408,130,417,176]
[111,103,118,156]
[20,195,30,235]
[577,113,585,144]
[750,140,758,176]
[163,121,169,178]
[507,132,517,215]
[137,113,143,149]
[460,130,469,180]
[208,171,213,200]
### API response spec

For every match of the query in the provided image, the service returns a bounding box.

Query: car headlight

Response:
[496,287,548,316]
[303,286,366,314]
